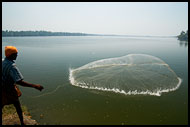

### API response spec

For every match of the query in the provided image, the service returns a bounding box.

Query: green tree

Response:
[178,30,188,41]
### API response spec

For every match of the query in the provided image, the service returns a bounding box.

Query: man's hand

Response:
[34,84,44,91]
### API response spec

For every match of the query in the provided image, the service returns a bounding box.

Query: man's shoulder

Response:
[2,58,16,68]
[3,58,14,63]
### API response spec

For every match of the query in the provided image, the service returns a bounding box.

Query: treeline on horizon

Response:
[2,30,188,40]
[2,30,99,37]
[177,30,188,41]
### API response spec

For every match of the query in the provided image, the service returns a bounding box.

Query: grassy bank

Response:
[2,104,38,125]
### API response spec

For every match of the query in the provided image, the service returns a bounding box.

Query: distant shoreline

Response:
[2,30,99,37]
[2,30,177,38]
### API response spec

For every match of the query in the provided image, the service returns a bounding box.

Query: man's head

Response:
[5,46,18,60]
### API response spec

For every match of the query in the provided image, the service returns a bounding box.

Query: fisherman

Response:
[2,46,44,125]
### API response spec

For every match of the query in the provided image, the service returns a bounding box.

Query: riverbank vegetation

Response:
[2,104,38,125]
[2,30,97,37]
[177,30,188,42]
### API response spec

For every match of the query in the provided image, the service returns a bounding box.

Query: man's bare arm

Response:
[16,80,44,91]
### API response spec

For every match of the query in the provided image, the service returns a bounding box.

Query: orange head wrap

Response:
[5,46,18,57]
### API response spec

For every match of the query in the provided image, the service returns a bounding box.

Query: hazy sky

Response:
[2,2,188,36]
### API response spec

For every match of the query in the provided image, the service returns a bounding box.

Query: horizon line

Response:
[2,29,178,37]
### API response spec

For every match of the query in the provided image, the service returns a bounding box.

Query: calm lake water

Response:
[2,36,188,125]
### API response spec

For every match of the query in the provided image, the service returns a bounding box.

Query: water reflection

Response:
[179,41,188,47]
